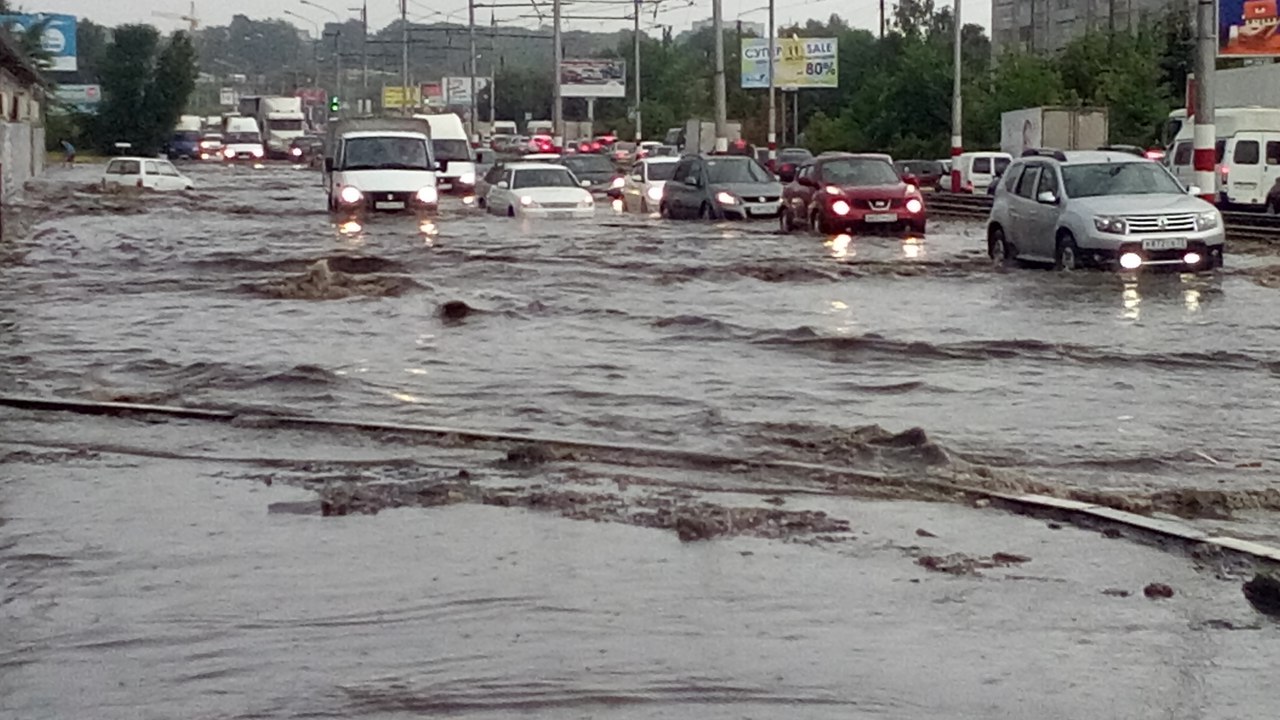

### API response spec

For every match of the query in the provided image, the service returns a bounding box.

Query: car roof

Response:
[521,153,562,161]
[109,156,166,163]
[1057,150,1151,165]
[813,152,892,162]
[641,156,679,164]
[506,162,570,170]
[343,131,428,140]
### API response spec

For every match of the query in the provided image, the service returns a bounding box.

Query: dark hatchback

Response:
[894,159,946,190]
[562,154,618,193]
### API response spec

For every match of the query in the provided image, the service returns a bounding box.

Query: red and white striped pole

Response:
[1192,0,1216,203]
[949,0,963,192]
[767,0,776,167]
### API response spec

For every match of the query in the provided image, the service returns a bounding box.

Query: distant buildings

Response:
[691,18,765,37]
[990,0,1184,56]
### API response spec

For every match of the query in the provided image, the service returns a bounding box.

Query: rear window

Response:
[1173,142,1192,166]
[646,162,677,181]
[1234,140,1260,165]
[1268,141,1280,165]
[1216,139,1226,163]
[994,157,1011,174]
[972,157,992,174]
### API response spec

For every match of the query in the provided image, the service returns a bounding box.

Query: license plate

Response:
[1142,237,1186,251]
[866,213,898,223]
[747,204,777,216]
[374,201,405,210]
[439,182,453,190]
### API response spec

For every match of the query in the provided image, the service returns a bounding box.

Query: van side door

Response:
[1227,133,1264,205]
[669,157,696,217]
[1008,163,1043,259]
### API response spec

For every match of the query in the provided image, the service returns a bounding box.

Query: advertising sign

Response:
[295,87,328,106]
[219,87,239,106]
[0,13,77,71]
[559,59,625,98]
[443,76,492,105]
[420,82,444,107]
[53,83,99,109]
[1000,107,1043,156]
[382,85,421,109]
[1219,0,1280,55]
[740,37,837,89]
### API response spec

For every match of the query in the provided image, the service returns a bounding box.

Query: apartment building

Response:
[991,0,1187,55]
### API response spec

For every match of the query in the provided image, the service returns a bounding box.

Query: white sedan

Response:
[101,157,194,191]
[619,157,679,214]
[484,162,595,219]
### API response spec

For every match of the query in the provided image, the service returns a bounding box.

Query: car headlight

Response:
[1196,210,1220,231]
[1093,216,1127,234]
[459,172,476,185]
[905,198,923,214]
[251,148,264,158]
[647,186,663,201]
[291,147,303,157]
[339,186,363,204]
[831,200,851,216]
[579,197,594,208]
[222,147,234,158]
[610,176,625,189]
[416,186,439,204]
[520,195,536,207]
[715,191,739,205]
[823,185,843,196]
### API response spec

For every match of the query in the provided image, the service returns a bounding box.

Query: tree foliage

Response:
[96,26,199,155]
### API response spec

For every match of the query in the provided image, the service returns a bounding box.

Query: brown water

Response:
[2,163,1278,717]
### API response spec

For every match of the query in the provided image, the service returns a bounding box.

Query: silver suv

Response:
[987,149,1225,271]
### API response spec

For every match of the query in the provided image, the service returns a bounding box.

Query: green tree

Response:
[96,26,199,155]
[145,32,199,147]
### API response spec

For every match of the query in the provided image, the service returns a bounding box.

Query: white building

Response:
[0,32,46,202]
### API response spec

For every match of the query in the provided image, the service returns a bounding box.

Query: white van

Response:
[414,113,477,193]
[493,120,518,136]
[221,116,265,161]
[324,118,439,215]
[1166,107,1280,208]
[951,151,1012,193]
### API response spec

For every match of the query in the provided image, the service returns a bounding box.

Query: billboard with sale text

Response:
[740,37,837,89]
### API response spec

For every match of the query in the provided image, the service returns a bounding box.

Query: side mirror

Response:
[1036,190,1058,204]
[631,173,643,181]
[1187,185,1202,196]
[497,180,509,189]
[684,175,700,187]
[902,173,919,187]
[798,176,818,188]
[580,179,592,188]
[778,163,797,183]
[323,157,333,173]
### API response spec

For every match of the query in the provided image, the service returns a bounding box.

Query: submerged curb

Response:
[3,394,1280,566]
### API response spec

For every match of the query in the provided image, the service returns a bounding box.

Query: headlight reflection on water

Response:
[338,220,363,237]
[903,236,924,259]
[826,233,854,259]
[1121,281,1141,321]
[611,198,624,213]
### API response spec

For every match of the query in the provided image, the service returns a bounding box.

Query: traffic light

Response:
[329,96,340,113]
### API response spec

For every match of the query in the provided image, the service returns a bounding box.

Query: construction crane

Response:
[152,1,200,33]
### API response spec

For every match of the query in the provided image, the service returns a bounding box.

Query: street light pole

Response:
[712,0,727,151]
[634,0,642,142]
[469,0,478,142]
[553,0,563,148]
[949,0,963,191]
[1192,0,1216,202]
[767,0,775,164]
[401,0,409,114]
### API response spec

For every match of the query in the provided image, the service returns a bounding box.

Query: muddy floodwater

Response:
[2,162,1279,717]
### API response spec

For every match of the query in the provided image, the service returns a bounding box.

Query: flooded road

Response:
[2,162,1278,717]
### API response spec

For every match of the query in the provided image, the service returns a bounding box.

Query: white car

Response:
[101,157,194,191]
[620,157,679,213]
[485,162,595,219]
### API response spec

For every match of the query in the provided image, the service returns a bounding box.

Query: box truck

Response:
[238,96,308,158]
[1000,107,1109,157]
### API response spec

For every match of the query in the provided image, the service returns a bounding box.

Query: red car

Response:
[779,153,927,234]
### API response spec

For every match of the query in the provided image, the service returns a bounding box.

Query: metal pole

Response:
[401,0,409,114]
[469,0,478,142]
[712,0,727,151]
[949,0,963,192]
[362,2,369,89]
[335,29,343,110]
[792,90,798,143]
[553,0,563,148]
[1193,0,1216,202]
[767,0,775,165]
[634,0,642,142]
[489,12,496,128]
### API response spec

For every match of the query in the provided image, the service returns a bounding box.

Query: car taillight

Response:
[1220,165,1230,183]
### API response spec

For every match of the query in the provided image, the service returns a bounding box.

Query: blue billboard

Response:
[0,13,77,72]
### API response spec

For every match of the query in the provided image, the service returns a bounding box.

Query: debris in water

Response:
[1242,574,1280,616]
[915,528,938,538]
[438,300,475,322]
[245,259,420,300]
[1143,583,1175,599]
[1101,528,1123,539]
[915,551,1031,577]
[503,443,561,466]
[675,514,717,542]
[991,552,1030,565]
[1101,588,1131,598]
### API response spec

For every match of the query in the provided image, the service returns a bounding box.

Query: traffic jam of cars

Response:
[137,108,1226,275]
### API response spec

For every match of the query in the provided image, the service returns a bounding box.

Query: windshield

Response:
[779,149,812,162]
[822,159,902,185]
[1061,162,1184,198]
[898,161,941,175]
[995,157,1011,174]
[433,139,473,162]
[512,168,578,189]
[343,137,432,170]
[707,158,772,183]
[269,119,304,132]
[173,131,199,142]
[565,156,614,174]
[225,132,260,144]
[646,162,677,181]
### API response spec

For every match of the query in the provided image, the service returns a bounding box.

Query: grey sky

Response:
[47,0,993,37]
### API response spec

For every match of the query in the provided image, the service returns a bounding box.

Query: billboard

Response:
[740,37,837,89]
[421,82,444,107]
[559,59,625,98]
[443,76,492,105]
[53,83,99,109]
[382,85,421,109]
[0,13,77,72]
[1219,0,1280,56]
[1000,107,1042,156]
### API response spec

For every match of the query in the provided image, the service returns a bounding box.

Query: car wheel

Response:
[477,196,487,209]
[1268,201,1279,216]
[811,209,839,235]
[698,203,713,220]
[988,225,1015,266]
[1054,233,1082,271]
[779,207,793,233]
[507,206,516,218]
[659,202,671,219]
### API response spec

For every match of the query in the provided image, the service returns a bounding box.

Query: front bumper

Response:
[335,190,438,215]
[438,175,476,194]
[718,200,781,219]
[519,206,595,219]
[1080,228,1226,270]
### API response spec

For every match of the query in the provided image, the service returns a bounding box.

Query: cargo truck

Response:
[238,96,308,158]
[679,119,744,154]
[999,107,1109,157]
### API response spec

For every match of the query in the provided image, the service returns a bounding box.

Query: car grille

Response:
[1125,213,1197,233]
[746,195,779,203]
[853,198,903,210]
[368,191,415,211]
[540,201,581,209]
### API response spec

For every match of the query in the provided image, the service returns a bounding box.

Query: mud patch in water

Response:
[242,259,422,299]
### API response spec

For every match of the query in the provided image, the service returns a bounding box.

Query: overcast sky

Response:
[36,0,993,37]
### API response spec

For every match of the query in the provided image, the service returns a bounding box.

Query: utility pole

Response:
[949,0,963,191]
[489,11,497,128]
[469,0,478,142]
[1192,0,1215,202]
[553,0,563,148]
[357,1,368,89]
[879,0,885,38]
[401,0,409,114]
[767,0,775,165]
[633,0,642,142]
[712,0,727,151]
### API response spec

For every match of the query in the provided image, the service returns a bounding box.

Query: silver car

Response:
[987,149,1225,271]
